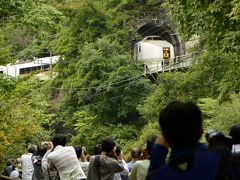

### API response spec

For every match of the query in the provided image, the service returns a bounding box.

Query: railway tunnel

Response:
[131,9,185,58]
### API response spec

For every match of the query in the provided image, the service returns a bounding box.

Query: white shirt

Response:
[114,159,129,180]
[43,145,86,180]
[130,159,150,180]
[232,144,240,154]
[127,160,136,172]
[10,170,19,178]
[21,153,34,180]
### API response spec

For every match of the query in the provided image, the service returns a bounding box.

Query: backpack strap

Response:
[95,155,101,180]
[47,162,59,180]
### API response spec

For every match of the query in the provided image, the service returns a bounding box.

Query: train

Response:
[0,36,175,77]
[0,56,59,77]
[133,36,175,74]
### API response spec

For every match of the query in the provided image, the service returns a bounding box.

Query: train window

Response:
[146,37,152,40]
[43,65,50,70]
[138,46,141,53]
[153,37,162,40]
[20,67,31,74]
[20,68,26,74]
[25,67,31,73]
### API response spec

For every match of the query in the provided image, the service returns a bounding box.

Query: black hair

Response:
[115,146,121,157]
[131,148,142,159]
[159,101,203,149]
[101,138,115,153]
[94,144,102,155]
[206,129,232,150]
[52,134,67,147]
[6,160,12,166]
[37,145,47,157]
[74,146,82,159]
[28,144,37,154]
[146,135,158,155]
[229,124,240,144]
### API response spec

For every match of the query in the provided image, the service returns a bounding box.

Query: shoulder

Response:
[89,155,96,162]
[64,146,74,150]
[21,153,32,159]
[195,148,221,164]
[105,156,118,163]
[136,159,149,164]
[134,160,145,167]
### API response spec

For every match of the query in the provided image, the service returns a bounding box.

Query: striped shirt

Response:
[46,146,86,180]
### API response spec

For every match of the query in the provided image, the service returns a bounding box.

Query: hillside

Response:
[0,0,240,169]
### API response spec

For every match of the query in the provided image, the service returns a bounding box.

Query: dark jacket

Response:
[147,143,222,180]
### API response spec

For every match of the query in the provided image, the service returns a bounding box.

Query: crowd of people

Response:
[2,101,240,180]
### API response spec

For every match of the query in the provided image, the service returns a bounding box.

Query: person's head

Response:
[146,135,158,155]
[74,146,82,159]
[52,134,67,147]
[206,129,232,150]
[159,101,203,149]
[27,144,37,154]
[115,146,121,157]
[42,141,53,150]
[130,148,142,160]
[229,124,240,144]
[101,137,116,157]
[36,145,47,157]
[206,129,225,144]
[94,144,102,155]
[6,160,12,166]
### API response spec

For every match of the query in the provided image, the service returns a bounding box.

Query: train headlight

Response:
[163,47,170,59]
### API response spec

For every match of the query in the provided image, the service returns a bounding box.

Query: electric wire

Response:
[53,47,207,104]
[50,47,207,94]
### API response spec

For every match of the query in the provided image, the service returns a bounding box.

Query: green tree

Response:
[0,76,52,168]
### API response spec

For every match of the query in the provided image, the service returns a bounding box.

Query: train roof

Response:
[0,56,59,70]
[135,36,173,47]
[145,40,173,47]
[136,40,173,47]
[142,36,164,41]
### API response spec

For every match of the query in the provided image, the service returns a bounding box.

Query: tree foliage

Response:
[1,0,240,169]
[0,76,51,168]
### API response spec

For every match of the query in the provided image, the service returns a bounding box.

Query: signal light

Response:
[163,47,170,59]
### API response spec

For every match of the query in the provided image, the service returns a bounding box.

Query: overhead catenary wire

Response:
[50,73,143,91]
[54,53,206,104]
[50,47,207,95]
[149,48,208,74]
[54,48,207,105]
[56,78,140,104]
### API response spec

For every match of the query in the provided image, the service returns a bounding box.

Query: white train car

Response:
[133,36,175,74]
[0,56,59,77]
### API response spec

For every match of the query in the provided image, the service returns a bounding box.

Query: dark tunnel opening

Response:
[132,22,184,57]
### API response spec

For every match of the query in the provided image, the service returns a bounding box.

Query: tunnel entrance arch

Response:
[131,9,185,58]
